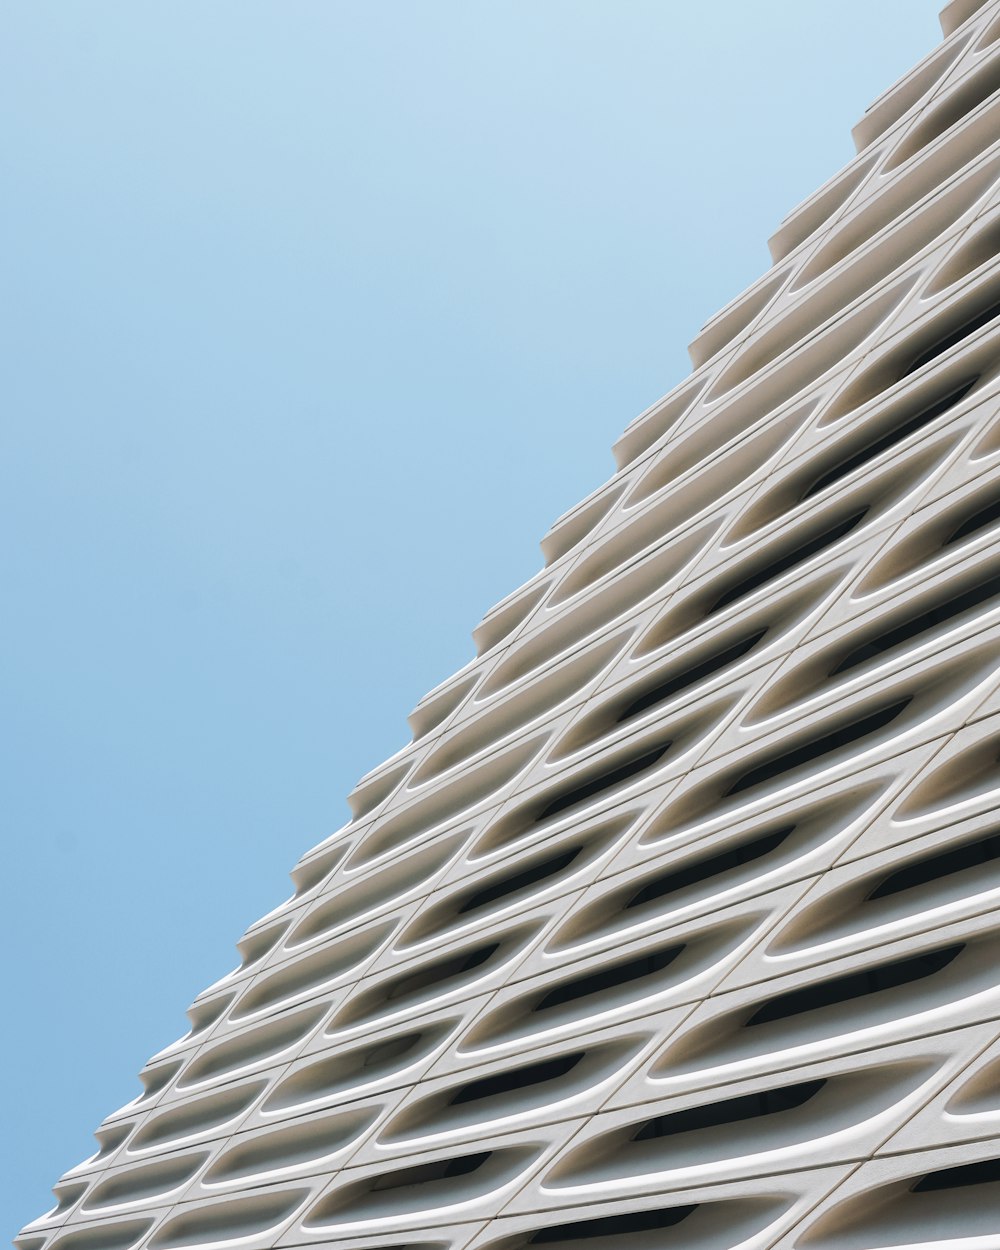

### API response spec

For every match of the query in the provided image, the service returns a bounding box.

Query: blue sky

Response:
[1,0,944,1232]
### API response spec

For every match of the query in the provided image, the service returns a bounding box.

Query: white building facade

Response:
[18,1,1000,1247]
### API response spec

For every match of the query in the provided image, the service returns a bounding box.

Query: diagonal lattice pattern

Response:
[18,1,1000,1248]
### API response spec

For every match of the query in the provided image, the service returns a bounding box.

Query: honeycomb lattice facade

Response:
[18,1,1000,1247]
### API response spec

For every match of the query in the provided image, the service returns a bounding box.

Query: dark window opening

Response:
[626,825,796,911]
[529,1205,696,1242]
[617,629,768,724]
[264,1027,430,1109]
[386,943,499,1002]
[709,509,868,616]
[831,572,1000,676]
[449,1051,584,1107]
[534,943,685,1013]
[535,739,673,824]
[369,1151,491,1193]
[633,1078,824,1141]
[458,848,584,916]
[945,493,1000,547]
[903,298,1000,379]
[745,943,963,1027]
[868,829,1000,900]
[363,1031,425,1070]
[726,697,910,797]
[912,1157,1000,1192]
[803,378,979,502]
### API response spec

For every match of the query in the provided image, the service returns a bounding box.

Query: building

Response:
[17,1,1000,1246]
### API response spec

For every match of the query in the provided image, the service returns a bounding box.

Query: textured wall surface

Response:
[17,0,1000,1247]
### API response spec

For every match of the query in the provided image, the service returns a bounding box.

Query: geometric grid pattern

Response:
[17,1,1000,1247]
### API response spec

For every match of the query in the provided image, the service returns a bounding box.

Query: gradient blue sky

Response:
[2,0,945,1232]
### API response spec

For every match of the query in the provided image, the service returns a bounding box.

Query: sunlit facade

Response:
[18,2,1000,1247]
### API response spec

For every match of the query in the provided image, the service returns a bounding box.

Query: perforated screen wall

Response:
[17,2,1000,1248]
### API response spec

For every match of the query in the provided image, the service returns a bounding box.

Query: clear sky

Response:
[1,0,946,1232]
